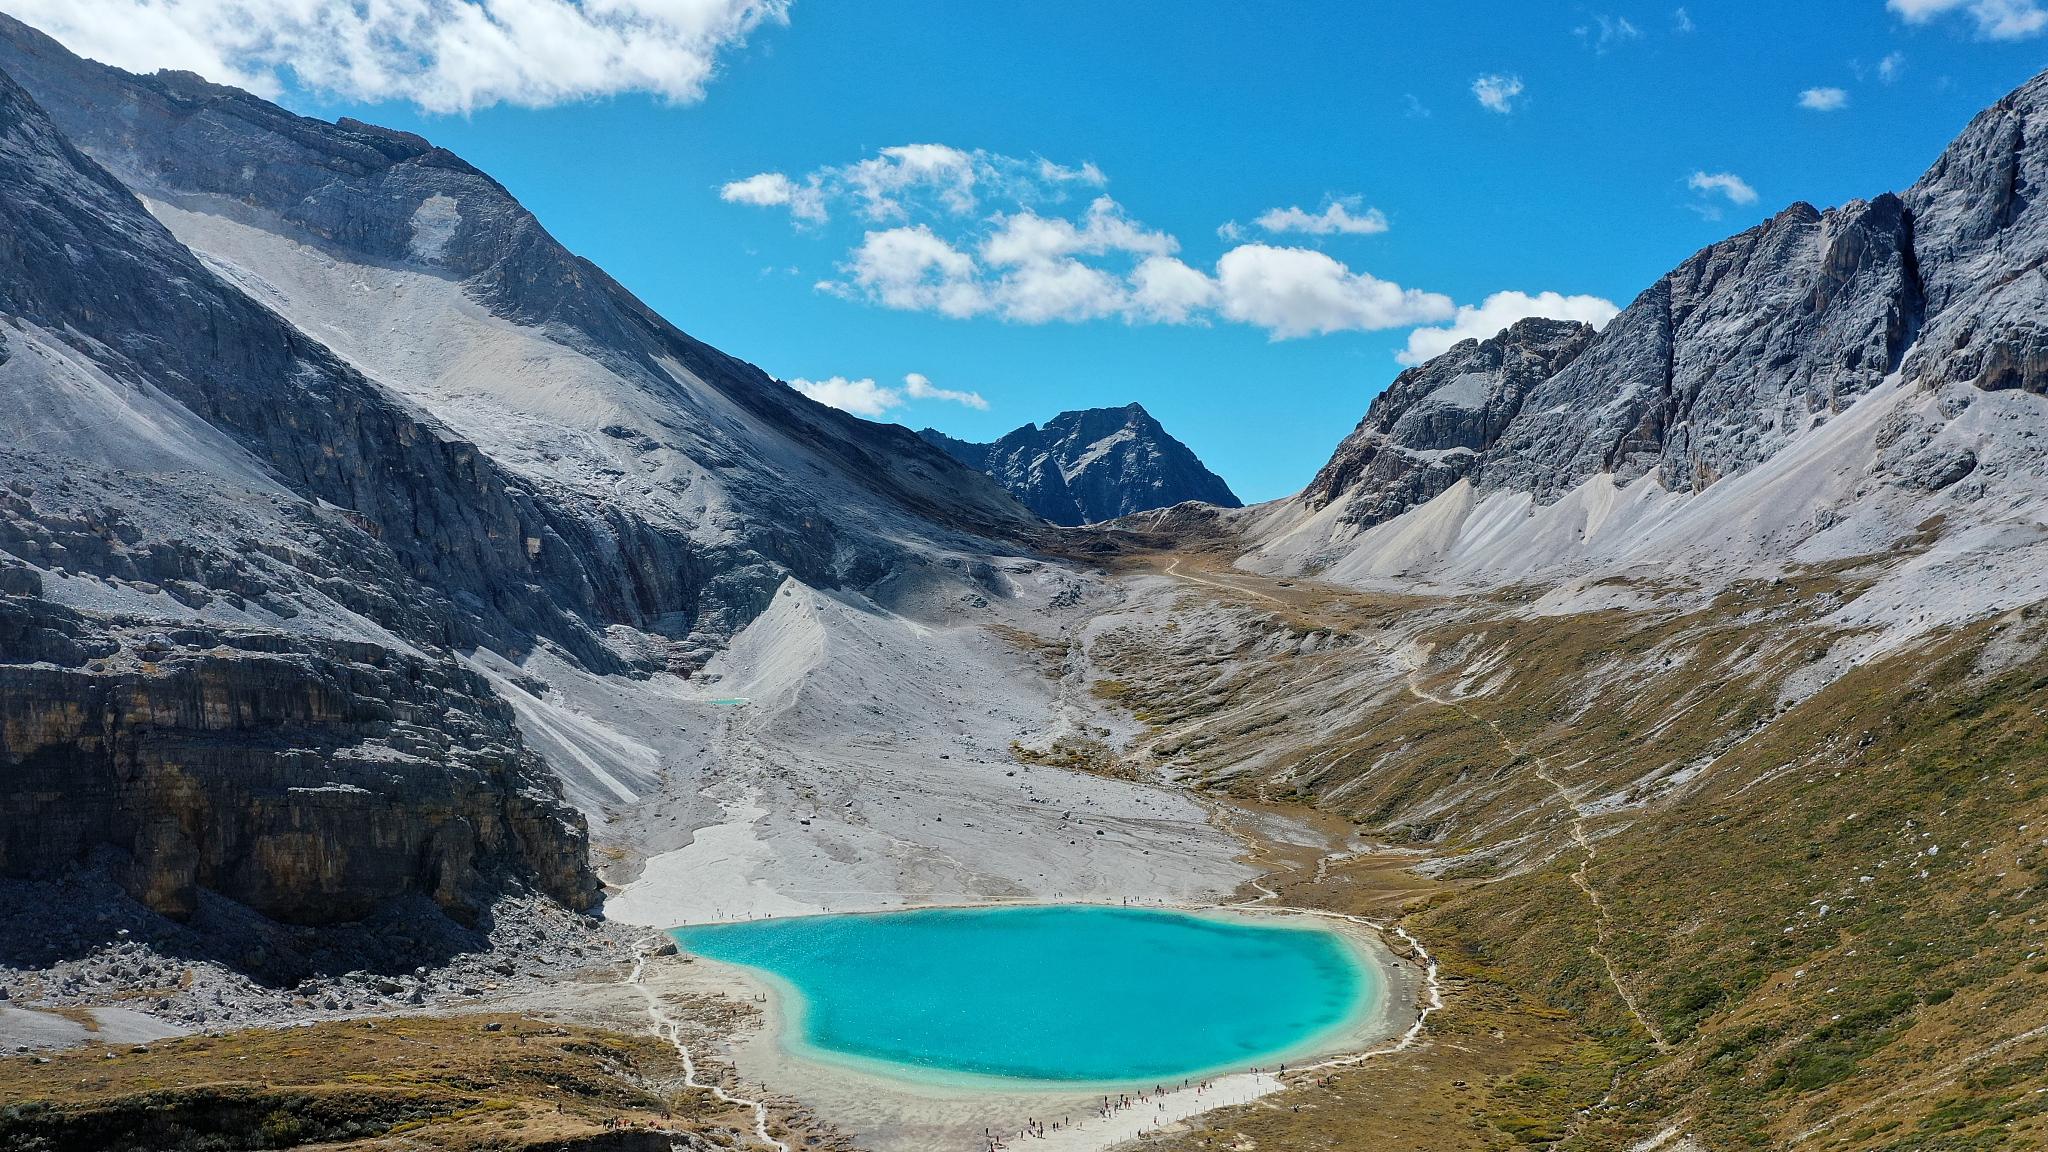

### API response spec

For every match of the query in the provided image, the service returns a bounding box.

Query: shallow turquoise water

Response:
[668,905,1372,1084]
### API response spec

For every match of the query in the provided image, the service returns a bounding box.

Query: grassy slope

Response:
[0,1013,781,1151]
[1091,557,2047,1151]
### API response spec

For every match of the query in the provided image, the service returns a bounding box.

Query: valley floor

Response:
[5,546,2046,1152]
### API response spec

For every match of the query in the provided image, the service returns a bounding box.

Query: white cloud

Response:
[827,197,1180,326]
[1799,86,1850,111]
[993,257,1130,324]
[827,227,1452,340]
[1889,0,2048,39]
[1254,199,1390,236]
[1129,256,1220,324]
[837,225,988,318]
[719,171,826,223]
[1215,244,1453,340]
[1878,51,1906,82]
[1688,170,1758,205]
[784,152,1517,347]
[1576,15,1642,52]
[843,143,981,220]
[981,197,1177,266]
[721,172,796,206]
[722,143,1107,226]
[1,0,788,113]
[1472,73,1525,114]
[1037,158,1108,186]
[789,376,901,418]
[789,372,985,418]
[1397,290,1620,366]
[979,198,1173,324]
[903,372,987,410]
[1674,7,1695,32]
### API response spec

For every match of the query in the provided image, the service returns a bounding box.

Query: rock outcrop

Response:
[1303,318,1598,528]
[0,13,1056,930]
[0,13,1038,669]
[921,404,1240,526]
[0,593,595,924]
[1304,194,1921,521]
[1265,68,2048,591]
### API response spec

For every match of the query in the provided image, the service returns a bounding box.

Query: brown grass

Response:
[0,1014,771,1150]
[1090,555,2048,1151]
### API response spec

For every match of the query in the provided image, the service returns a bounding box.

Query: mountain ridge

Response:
[919,402,1241,526]
[0,10,1040,666]
[0,17,1051,929]
[1243,69,2048,634]
[0,59,597,923]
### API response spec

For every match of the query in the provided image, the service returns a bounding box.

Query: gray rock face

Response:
[920,404,1240,526]
[0,595,597,925]
[1304,318,1597,528]
[1310,196,1921,521]
[0,64,594,923]
[0,46,700,672]
[0,15,1041,930]
[1476,196,1921,500]
[0,13,1038,669]
[1905,71,2048,398]
[1299,73,2048,532]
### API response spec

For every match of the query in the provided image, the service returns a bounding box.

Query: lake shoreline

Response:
[655,903,1424,1152]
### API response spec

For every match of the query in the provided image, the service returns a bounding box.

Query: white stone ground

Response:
[477,564,1406,1152]
[536,571,1259,930]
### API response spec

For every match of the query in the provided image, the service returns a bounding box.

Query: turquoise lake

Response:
[668,905,1374,1085]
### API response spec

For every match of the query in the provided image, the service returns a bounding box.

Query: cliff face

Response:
[0,13,1052,930]
[1303,195,1920,523]
[0,48,613,924]
[0,13,1037,671]
[1470,195,1921,501]
[0,588,594,924]
[1905,70,2048,398]
[921,404,1241,526]
[1262,70,2048,593]
[1303,317,1598,529]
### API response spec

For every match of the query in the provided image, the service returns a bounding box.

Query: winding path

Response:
[629,936,790,1152]
[1162,556,1286,606]
[1401,662,1669,1052]
[1156,558,1664,1051]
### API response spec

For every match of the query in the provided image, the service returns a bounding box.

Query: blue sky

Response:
[14,2,2048,500]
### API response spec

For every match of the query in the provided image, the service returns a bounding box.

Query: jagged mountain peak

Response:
[921,402,1240,526]
[1303,315,1597,520]
[0,13,1040,655]
[1296,138,1934,529]
[0,15,1054,928]
[1251,65,2048,611]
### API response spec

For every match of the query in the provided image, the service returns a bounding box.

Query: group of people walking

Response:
[982,1067,1277,1149]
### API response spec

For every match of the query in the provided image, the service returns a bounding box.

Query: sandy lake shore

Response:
[638,903,1429,1152]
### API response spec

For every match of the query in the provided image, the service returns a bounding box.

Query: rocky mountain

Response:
[1248,72,2048,622]
[3,14,2048,1150]
[0,14,1035,667]
[1300,316,1599,530]
[0,15,1041,929]
[1089,67,2048,1152]
[920,403,1241,526]
[0,58,594,924]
